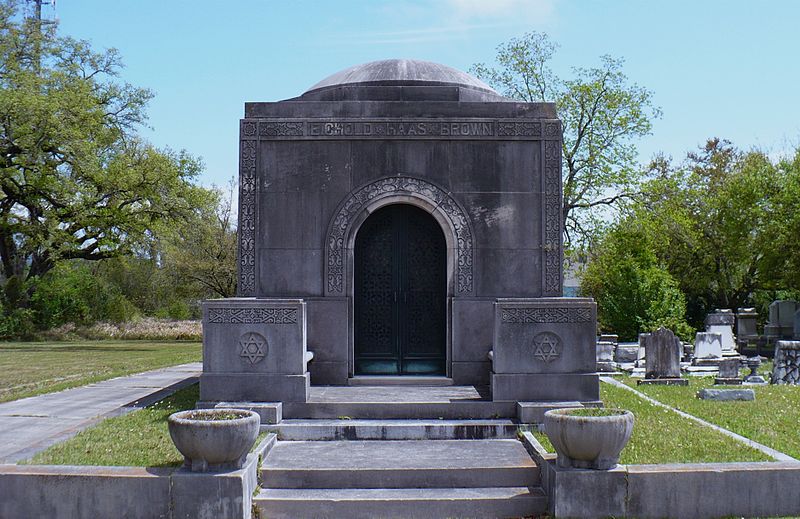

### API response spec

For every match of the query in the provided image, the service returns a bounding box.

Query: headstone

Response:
[714,358,742,385]
[765,300,798,339]
[705,309,737,356]
[736,307,759,343]
[772,341,800,385]
[596,340,616,372]
[693,332,722,361]
[635,333,650,367]
[638,327,688,385]
[599,334,619,345]
[794,309,800,340]
[697,388,755,401]
[614,343,638,363]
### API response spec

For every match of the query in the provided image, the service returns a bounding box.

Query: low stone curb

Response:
[0,433,276,519]
[520,431,800,518]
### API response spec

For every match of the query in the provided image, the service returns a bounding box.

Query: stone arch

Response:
[325,176,474,297]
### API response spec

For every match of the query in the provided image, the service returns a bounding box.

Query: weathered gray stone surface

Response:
[766,300,798,339]
[795,309,800,339]
[718,358,740,379]
[268,419,519,441]
[736,307,759,340]
[705,309,737,354]
[773,340,800,384]
[0,363,200,463]
[697,388,755,401]
[614,343,638,363]
[694,331,722,360]
[596,341,614,363]
[0,434,274,519]
[644,328,682,379]
[223,59,573,388]
[262,439,537,488]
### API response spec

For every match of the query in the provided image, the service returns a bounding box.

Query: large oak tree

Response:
[0,1,205,302]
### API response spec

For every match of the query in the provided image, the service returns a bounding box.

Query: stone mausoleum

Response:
[200,59,599,415]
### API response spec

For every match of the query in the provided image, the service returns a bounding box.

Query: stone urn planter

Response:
[168,409,260,472]
[543,408,634,470]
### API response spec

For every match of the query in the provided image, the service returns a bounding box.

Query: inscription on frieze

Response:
[208,307,298,324]
[243,119,558,140]
[501,307,592,324]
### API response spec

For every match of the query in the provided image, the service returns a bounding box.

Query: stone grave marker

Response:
[743,356,768,385]
[772,341,800,385]
[638,327,688,385]
[705,310,737,357]
[714,358,742,385]
[693,332,722,364]
[698,388,754,401]
[795,309,800,340]
[596,340,616,372]
[765,300,798,340]
[736,307,759,347]
[635,333,650,367]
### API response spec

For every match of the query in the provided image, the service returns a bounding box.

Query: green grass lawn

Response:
[532,380,772,464]
[27,383,266,467]
[0,340,201,403]
[622,376,800,460]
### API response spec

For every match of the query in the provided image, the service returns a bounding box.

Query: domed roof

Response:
[305,59,498,95]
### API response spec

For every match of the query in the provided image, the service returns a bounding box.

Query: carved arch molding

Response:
[325,176,474,296]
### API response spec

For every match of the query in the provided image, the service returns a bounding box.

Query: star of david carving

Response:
[238,332,267,364]
[533,332,561,363]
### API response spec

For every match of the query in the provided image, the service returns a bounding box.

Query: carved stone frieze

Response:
[207,307,298,324]
[501,307,592,324]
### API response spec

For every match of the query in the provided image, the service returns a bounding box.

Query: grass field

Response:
[532,380,772,464]
[0,340,201,403]
[27,383,266,467]
[623,376,800,459]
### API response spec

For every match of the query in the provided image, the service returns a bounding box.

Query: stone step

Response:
[261,439,539,489]
[283,401,516,419]
[347,376,454,386]
[265,418,520,440]
[254,486,547,519]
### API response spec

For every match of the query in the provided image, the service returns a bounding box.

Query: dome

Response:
[304,59,498,95]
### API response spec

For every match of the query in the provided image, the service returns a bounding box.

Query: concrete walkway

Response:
[0,362,202,463]
[601,376,796,462]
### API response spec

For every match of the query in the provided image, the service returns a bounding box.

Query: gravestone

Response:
[596,340,616,372]
[772,341,800,385]
[795,309,800,340]
[736,307,759,347]
[614,343,638,363]
[694,332,722,361]
[635,333,650,368]
[698,388,754,401]
[705,310,737,356]
[638,327,688,385]
[714,358,742,385]
[765,300,798,340]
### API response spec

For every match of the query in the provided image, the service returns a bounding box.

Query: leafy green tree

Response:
[634,139,779,325]
[471,31,661,248]
[0,1,205,303]
[161,180,238,299]
[580,224,692,341]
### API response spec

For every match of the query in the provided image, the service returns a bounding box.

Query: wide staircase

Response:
[252,384,553,518]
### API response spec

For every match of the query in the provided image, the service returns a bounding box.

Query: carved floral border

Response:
[325,176,474,296]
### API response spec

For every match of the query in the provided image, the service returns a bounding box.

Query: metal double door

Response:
[354,204,446,375]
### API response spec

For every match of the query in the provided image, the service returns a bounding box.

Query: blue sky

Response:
[51,0,800,188]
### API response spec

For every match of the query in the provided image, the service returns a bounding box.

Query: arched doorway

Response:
[354,204,447,375]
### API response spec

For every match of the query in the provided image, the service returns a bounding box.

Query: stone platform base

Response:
[200,373,310,403]
[714,377,743,385]
[637,378,689,386]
